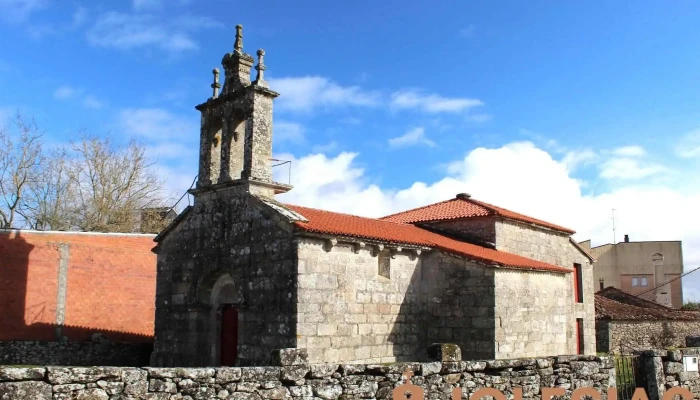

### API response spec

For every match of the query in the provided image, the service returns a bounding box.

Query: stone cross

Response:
[234,24,243,54]
[254,49,267,86]
[211,68,221,99]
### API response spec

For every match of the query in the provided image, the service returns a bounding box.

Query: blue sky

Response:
[3,0,700,299]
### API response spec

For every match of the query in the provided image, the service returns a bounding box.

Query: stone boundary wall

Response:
[0,340,152,367]
[596,320,700,354]
[0,355,614,400]
[637,348,700,400]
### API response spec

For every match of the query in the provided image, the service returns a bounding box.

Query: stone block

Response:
[427,343,462,362]
[270,348,309,366]
[0,381,52,400]
[215,368,242,383]
[0,367,45,382]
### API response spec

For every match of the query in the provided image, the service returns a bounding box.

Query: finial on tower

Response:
[211,68,221,99]
[254,49,267,86]
[234,24,243,54]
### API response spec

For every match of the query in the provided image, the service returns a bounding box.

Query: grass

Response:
[614,355,636,389]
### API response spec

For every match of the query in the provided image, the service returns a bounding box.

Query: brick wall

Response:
[0,230,156,343]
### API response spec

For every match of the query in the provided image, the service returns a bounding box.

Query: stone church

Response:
[150,26,596,367]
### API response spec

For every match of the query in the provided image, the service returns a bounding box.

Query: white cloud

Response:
[612,145,646,157]
[83,95,104,109]
[677,129,700,158]
[118,108,197,140]
[388,127,435,148]
[54,85,76,100]
[390,89,483,113]
[274,140,700,301]
[562,149,598,172]
[86,12,222,53]
[53,86,105,109]
[0,0,47,22]
[312,141,339,154]
[269,76,381,113]
[599,157,668,180]
[275,122,305,143]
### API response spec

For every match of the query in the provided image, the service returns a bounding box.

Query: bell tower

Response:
[193,24,292,198]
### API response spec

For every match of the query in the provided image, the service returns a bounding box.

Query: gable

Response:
[380,194,575,235]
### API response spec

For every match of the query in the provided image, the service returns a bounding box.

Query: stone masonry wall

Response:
[295,238,499,363]
[0,355,614,400]
[425,217,497,244]
[0,340,152,367]
[151,192,298,367]
[596,320,700,354]
[495,221,596,356]
[494,270,569,358]
[636,348,700,400]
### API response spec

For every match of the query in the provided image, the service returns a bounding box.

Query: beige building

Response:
[150,25,597,367]
[580,235,684,309]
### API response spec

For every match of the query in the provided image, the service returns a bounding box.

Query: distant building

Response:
[580,235,683,308]
[139,207,177,234]
[595,286,700,354]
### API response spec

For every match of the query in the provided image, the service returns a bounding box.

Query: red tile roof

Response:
[380,196,575,234]
[285,204,571,274]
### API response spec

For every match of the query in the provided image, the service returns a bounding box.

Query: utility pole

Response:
[611,208,616,244]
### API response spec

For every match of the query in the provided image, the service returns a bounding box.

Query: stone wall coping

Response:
[0,355,613,400]
[0,353,610,379]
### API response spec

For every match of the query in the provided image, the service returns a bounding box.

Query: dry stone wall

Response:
[596,320,700,354]
[0,339,151,367]
[0,354,614,400]
[637,349,700,400]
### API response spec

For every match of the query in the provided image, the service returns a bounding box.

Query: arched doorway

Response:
[200,273,242,366]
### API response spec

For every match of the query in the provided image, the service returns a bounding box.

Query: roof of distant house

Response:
[597,286,673,311]
[595,287,700,320]
[379,194,575,234]
[285,204,572,274]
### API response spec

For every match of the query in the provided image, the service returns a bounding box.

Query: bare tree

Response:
[0,114,44,229]
[19,148,75,231]
[67,135,172,233]
[2,113,175,233]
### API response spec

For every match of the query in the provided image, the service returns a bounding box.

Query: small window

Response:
[378,252,391,279]
[632,277,639,287]
[640,277,648,287]
[573,264,583,303]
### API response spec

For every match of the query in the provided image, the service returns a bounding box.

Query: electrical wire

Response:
[632,265,700,298]
[158,174,198,222]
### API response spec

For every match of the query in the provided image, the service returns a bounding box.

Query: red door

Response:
[220,305,238,366]
[576,318,584,354]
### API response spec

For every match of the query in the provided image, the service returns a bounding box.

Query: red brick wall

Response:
[0,231,156,343]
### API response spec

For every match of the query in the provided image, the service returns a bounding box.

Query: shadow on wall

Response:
[388,252,496,362]
[0,232,152,344]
